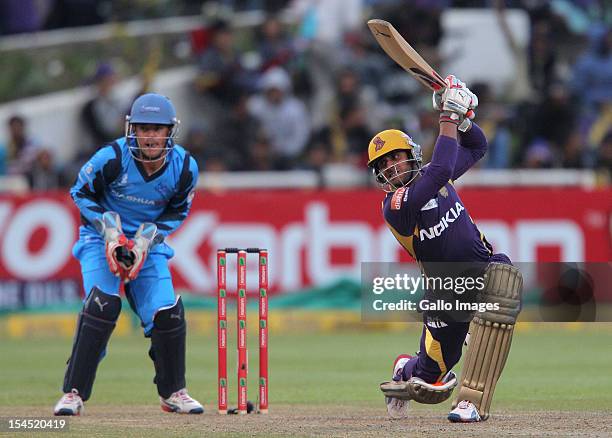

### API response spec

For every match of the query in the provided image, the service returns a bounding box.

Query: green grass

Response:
[1,325,611,411]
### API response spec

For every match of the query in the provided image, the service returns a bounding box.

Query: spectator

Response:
[195,19,250,105]
[209,92,262,170]
[522,84,576,157]
[333,68,383,133]
[595,131,612,181]
[81,63,127,149]
[246,131,286,171]
[562,131,586,169]
[469,82,512,169]
[5,115,41,175]
[302,139,331,172]
[25,149,68,190]
[184,126,208,170]
[339,31,389,92]
[571,27,612,109]
[256,15,295,72]
[337,102,372,166]
[247,67,310,165]
[528,21,558,101]
[523,139,555,168]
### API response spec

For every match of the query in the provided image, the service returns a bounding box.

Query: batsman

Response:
[53,93,203,415]
[369,75,522,422]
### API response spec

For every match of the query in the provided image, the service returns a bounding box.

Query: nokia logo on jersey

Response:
[419,201,465,241]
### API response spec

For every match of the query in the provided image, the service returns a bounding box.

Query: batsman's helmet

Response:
[367,129,422,192]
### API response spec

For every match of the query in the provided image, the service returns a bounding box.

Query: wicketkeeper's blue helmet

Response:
[125,93,180,162]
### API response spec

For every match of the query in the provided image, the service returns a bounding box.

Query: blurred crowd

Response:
[1,0,610,190]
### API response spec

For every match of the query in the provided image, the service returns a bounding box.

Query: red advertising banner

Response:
[0,189,610,295]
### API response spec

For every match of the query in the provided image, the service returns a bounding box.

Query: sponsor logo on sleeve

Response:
[390,187,406,210]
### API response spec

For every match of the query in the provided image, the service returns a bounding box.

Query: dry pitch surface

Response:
[1,405,611,437]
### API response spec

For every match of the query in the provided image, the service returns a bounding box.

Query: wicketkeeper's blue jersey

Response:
[70,137,199,254]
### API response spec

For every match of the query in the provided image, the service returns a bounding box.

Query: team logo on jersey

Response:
[115,173,128,187]
[155,182,173,199]
[390,187,406,210]
[419,201,465,241]
[420,198,438,211]
[373,136,385,151]
[439,186,448,198]
[79,163,95,184]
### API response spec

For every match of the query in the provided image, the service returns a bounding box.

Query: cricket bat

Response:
[367,19,446,91]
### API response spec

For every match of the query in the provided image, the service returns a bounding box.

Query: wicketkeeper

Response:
[54,93,203,415]
[368,75,522,422]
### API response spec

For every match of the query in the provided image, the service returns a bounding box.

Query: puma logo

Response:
[94,297,108,312]
[170,313,181,320]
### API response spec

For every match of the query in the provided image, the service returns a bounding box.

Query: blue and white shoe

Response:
[160,388,204,414]
[54,389,84,416]
[448,400,481,423]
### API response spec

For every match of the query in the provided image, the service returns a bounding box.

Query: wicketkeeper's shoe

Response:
[447,399,482,423]
[160,388,204,414]
[385,354,416,418]
[54,389,84,416]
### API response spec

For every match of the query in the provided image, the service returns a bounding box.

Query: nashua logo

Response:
[419,201,465,241]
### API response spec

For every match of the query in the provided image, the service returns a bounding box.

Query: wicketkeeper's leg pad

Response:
[63,287,122,401]
[452,263,522,420]
[150,296,186,399]
[380,371,457,404]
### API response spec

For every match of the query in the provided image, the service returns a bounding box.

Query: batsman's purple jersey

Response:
[382,123,509,384]
[383,123,498,264]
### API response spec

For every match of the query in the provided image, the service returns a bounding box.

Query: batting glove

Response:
[433,75,478,132]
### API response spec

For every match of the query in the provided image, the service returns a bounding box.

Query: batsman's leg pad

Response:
[150,296,186,399]
[63,287,121,401]
[452,263,522,420]
[380,371,457,403]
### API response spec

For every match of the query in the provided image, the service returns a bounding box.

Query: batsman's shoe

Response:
[448,400,482,423]
[392,354,416,382]
[160,388,204,414]
[54,389,84,416]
